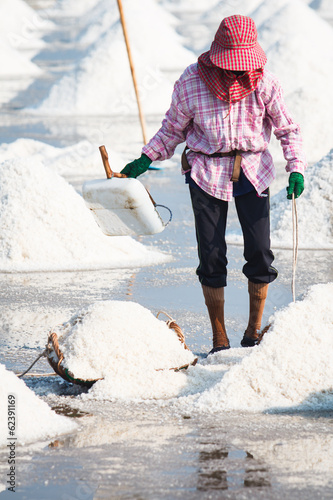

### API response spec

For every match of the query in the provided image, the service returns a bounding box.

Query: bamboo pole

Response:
[116,0,148,145]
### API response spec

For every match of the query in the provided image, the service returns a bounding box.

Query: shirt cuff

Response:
[285,161,306,175]
[141,145,162,162]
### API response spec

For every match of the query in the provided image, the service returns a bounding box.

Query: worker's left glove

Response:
[121,154,152,178]
[286,172,304,200]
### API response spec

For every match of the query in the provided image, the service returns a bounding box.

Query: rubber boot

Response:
[241,281,269,347]
[201,285,230,354]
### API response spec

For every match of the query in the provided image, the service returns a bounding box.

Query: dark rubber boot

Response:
[241,281,269,348]
[202,285,230,353]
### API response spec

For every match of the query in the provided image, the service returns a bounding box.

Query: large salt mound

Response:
[253,0,333,163]
[51,0,102,17]
[270,148,333,249]
[0,138,125,177]
[0,0,52,54]
[54,301,196,400]
[194,283,333,412]
[309,0,333,20]
[0,40,41,78]
[0,158,168,272]
[202,0,262,24]
[32,0,195,116]
[161,0,220,13]
[0,363,76,447]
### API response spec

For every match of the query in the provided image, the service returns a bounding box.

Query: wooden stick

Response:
[99,145,127,178]
[116,0,148,145]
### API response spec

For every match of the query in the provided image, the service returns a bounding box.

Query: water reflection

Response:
[197,444,271,492]
[197,447,228,491]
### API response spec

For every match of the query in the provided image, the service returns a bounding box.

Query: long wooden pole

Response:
[116,0,148,145]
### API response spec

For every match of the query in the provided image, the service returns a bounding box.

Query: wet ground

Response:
[1,1,333,498]
[1,157,333,499]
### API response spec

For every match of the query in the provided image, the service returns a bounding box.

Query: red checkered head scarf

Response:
[198,15,267,104]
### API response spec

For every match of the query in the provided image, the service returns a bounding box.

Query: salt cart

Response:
[82,146,171,237]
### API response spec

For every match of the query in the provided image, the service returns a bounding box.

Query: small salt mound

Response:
[0,158,168,272]
[195,283,333,412]
[55,301,196,400]
[0,363,76,447]
[271,148,333,249]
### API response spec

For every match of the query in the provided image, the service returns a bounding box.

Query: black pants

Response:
[190,186,278,288]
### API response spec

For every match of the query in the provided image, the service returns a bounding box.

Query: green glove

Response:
[120,154,152,178]
[286,172,304,199]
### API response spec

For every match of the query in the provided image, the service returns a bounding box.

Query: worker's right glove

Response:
[286,172,304,200]
[120,154,152,178]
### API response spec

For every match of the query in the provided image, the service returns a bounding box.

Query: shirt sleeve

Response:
[264,81,307,174]
[142,77,193,162]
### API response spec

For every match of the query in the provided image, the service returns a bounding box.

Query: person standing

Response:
[121,15,306,354]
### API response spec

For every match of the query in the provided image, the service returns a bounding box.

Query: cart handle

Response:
[99,145,127,179]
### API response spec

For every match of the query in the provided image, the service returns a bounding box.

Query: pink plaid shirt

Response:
[142,63,306,201]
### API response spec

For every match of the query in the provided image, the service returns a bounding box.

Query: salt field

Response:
[0,0,333,498]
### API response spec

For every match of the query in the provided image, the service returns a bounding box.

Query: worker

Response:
[121,15,306,355]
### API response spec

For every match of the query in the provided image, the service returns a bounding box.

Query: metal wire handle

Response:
[155,204,173,227]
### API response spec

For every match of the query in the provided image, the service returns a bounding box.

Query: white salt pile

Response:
[54,301,196,400]
[0,363,76,447]
[202,0,262,24]
[51,0,103,17]
[309,0,333,21]
[192,283,333,412]
[161,0,220,13]
[0,0,53,78]
[32,0,195,116]
[0,40,41,78]
[227,145,333,250]
[56,284,333,412]
[270,148,333,249]
[0,0,52,54]
[253,0,333,162]
[0,158,168,272]
[0,138,125,177]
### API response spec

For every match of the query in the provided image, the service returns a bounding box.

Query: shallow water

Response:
[1,1,333,498]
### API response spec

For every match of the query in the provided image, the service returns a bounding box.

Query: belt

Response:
[181,147,242,182]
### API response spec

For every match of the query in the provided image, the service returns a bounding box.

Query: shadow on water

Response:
[265,390,333,420]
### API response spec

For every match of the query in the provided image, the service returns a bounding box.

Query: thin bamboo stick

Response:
[116,0,148,145]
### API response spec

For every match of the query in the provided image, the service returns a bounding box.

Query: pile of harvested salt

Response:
[0,364,76,447]
[54,301,196,400]
[0,158,168,272]
[192,283,333,412]
[270,148,333,249]
[32,0,195,116]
